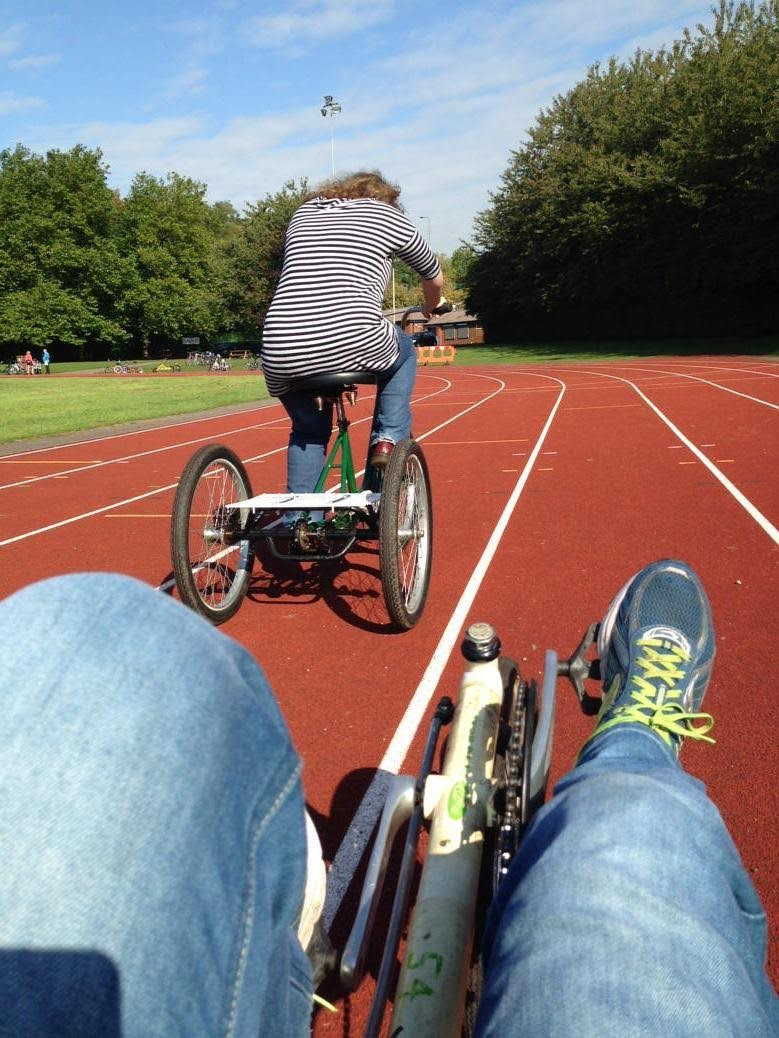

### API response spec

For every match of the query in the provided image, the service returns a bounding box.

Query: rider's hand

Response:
[423,296,447,319]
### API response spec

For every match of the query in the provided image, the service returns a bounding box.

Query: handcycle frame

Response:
[331,620,601,1036]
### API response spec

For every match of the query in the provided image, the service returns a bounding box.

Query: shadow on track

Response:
[246,540,399,635]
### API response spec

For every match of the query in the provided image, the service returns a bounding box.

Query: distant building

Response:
[384,305,485,345]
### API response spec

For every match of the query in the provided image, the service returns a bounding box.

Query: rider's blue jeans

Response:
[476,725,779,1036]
[1,574,776,1036]
[279,328,416,494]
[0,573,312,1038]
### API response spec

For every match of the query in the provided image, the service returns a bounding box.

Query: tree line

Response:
[467,0,778,340]
[3,1,774,359]
[0,147,308,360]
[0,149,470,361]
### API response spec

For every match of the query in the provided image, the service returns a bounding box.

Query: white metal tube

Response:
[389,655,504,1037]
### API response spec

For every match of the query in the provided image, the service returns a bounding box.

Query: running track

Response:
[1,357,777,1032]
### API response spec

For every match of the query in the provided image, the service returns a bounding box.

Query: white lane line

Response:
[323,374,566,926]
[0,415,292,492]
[668,362,779,379]
[579,369,779,545]
[0,376,453,493]
[606,363,779,409]
[0,377,455,549]
[0,482,184,547]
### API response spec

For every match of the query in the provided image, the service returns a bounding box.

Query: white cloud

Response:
[245,0,395,48]
[57,117,206,184]
[171,15,224,57]
[0,90,46,114]
[9,53,61,70]
[164,65,209,101]
[0,22,24,57]
[14,0,718,253]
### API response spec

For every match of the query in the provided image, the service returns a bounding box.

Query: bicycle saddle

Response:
[290,371,379,394]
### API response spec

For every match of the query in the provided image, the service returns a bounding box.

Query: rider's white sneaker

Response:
[297,812,337,990]
[297,811,327,952]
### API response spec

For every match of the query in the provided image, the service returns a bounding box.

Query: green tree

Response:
[119,172,234,351]
[450,244,476,295]
[224,180,308,332]
[383,254,457,311]
[468,0,779,339]
[0,144,131,357]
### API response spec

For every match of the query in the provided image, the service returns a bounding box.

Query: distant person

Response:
[42,347,51,374]
[23,349,34,375]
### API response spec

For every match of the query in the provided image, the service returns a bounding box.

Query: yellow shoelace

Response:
[613,636,715,745]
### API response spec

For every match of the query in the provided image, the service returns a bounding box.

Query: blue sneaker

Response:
[581,560,715,756]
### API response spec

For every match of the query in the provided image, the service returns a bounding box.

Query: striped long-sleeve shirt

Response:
[261,197,441,397]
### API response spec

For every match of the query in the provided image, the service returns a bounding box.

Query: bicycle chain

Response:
[495,677,527,890]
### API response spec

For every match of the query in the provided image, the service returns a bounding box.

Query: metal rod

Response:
[363,697,453,1038]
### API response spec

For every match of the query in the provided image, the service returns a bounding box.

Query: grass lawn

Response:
[452,334,779,365]
[2,336,776,446]
[0,373,270,445]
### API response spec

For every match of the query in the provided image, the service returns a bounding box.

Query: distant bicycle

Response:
[4,360,24,375]
[188,351,216,367]
[210,356,230,373]
[245,354,262,370]
[104,360,144,375]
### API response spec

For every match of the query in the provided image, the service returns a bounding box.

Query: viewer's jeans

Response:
[1,575,776,1037]
[476,725,779,1036]
[0,573,312,1038]
[279,328,417,494]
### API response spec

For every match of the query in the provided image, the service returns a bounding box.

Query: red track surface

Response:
[1,357,777,1032]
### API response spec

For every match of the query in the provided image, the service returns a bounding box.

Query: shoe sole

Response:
[596,570,637,665]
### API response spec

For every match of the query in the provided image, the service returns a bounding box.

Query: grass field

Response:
[453,335,779,365]
[0,374,270,445]
[2,336,776,446]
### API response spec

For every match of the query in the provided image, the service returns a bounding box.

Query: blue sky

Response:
[2,0,717,253]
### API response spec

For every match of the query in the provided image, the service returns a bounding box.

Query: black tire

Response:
[378,439,432,629]
[170,444,255,624]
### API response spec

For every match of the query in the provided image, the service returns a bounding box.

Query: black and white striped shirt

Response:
[261,197,441,397]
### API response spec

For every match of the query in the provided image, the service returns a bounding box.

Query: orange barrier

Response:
[416,344,456,366]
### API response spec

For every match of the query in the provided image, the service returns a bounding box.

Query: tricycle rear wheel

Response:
[379,439,433,629]
[170,444,255,624]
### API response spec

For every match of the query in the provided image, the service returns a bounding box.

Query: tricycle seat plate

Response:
[225,491,380,511]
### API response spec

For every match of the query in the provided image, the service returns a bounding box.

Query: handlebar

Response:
[400,300,454,322]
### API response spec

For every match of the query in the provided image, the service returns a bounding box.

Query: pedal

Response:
[557,622,602,715]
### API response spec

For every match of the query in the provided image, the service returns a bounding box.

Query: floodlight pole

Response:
[321,95,341,177]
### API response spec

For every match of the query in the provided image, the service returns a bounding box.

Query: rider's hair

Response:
[306,170,403,210]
